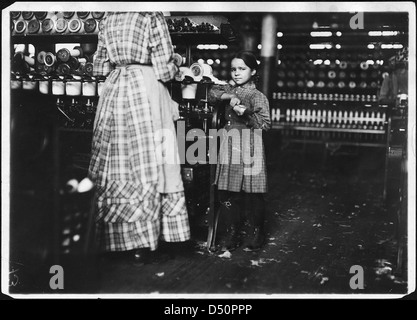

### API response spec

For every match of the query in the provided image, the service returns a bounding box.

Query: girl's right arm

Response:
[208,85,239,105]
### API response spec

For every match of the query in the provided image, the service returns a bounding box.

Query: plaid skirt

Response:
[215,124,268,193]
[89,65,190,252]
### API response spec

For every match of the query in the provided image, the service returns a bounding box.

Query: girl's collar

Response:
[232,81,256,89]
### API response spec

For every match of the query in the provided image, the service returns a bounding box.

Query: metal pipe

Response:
[260,13,278,99]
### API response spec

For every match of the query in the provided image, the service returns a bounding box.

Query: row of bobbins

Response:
[11,11,106,35]
[11,72,106,97]
[12,47,95,77]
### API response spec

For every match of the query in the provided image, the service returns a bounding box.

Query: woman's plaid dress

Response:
[208,82,271,193]
[88,12,190,252]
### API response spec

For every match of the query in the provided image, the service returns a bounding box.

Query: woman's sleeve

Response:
[245,92,271,131]
[208,84,227,104]
[149,12,178,82]
[93,17,114,76]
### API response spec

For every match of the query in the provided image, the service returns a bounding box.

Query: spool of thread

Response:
[22,11,34,20]
[37,51,47,64]
[34,12,47,20]
[44,52,56,67]
[76,12,90,19]
[27,19,41,34]
[360,61,369,70]
[91,12,105,19]
[43,65,55,74]
[41,19,54,33]
[328,70,336,79]
[54,18,68,33]
[74,63,86,76]
[66,179,79,194]
[68,18,82,33]
[57,63,71,75]
[173,53,183,67]
[77,177,94,193]
[190,63,204,81]
[68,57,81,70]
[14,20,27,34]
[84,62,94,76]
[98,19,106,32]
[56,46,83,63]
[11,12,21,20]
[63,12,75,19]
[83,18,97,33]
[339,61,347,69]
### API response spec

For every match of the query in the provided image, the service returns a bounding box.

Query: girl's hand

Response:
[233,105,246,116]
[230,96,241,107]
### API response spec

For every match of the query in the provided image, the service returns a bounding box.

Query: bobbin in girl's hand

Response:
[230,96,241,107]
[233,104,246,116]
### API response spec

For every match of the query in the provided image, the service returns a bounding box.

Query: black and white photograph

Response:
[1,1,416,302]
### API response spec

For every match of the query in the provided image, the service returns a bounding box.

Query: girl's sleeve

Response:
[244,92,271,131]
[149,12,178,83]
[93,17,114,76]
[208,84,227,104]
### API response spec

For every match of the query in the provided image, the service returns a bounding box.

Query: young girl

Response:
[208,51,271,251]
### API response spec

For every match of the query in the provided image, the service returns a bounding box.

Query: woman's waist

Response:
[114,62,152,69]
[106,63,156,84]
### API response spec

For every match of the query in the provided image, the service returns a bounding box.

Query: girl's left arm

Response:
[244,92,271,131]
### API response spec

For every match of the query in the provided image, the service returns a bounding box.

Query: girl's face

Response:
[230,58,256,86]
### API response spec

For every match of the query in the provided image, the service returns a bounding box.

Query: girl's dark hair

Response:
[233,51,259,70]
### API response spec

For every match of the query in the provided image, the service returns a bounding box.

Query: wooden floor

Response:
[71,144,407,296]
[8,143,408,297]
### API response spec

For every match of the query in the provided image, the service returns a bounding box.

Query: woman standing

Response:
[208,51,271,252]
[88,12,190,263]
